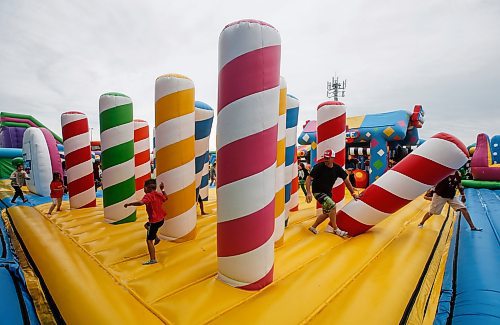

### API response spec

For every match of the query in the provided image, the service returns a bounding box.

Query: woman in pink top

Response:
[125,179,168,265]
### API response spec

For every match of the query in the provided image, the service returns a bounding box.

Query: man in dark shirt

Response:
[306,149,359,237]
[418,171,482,230]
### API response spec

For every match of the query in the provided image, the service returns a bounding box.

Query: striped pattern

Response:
[195,101,214,202]
[155,74,196,242]
[317,101,347,214]
[133,120,150,200]
[285,94,300,217]
[349,147,370,156]
[99,93,136,224]
[290,148,299,211]
[217,20,280,290]
[274,77,287,246]
[337,133,469,236]
[61,112,96,209]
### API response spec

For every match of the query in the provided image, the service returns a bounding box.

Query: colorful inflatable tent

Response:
[471,133,500,181]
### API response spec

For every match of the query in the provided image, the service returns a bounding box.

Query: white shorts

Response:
[52,198,62,204]
[429,194,466,215]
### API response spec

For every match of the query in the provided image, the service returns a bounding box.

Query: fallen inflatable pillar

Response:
[337,133,469,236]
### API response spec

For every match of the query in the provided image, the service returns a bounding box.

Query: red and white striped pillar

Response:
[316,101,347,215]
[217,19,281,290]
[290,148,299,211]
[133,119,150,200]
[61,111,96,209]
[337,133,469,236]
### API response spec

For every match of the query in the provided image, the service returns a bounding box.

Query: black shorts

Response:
[147,220,164,240]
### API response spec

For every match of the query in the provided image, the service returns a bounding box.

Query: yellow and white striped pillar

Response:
[274,77,287,247]
[155,74,196,242]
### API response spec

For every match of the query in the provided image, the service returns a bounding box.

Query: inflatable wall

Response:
[217,19,281,290]
[0,148,22,179]
[470,133,500,181]
[1,112,63,148]
[22,128,53,196]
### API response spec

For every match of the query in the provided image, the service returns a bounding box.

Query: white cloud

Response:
[1,0,499,150]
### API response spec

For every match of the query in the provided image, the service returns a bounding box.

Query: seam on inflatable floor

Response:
[447,207,462,325]
[1,200,62,324]
[204,199,426,324]
[9,201,171,324]
[477,190,500,244]
[299,202,429,324]
[400,205,453,324]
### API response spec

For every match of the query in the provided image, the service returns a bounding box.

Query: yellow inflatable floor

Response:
[2,183,454,324]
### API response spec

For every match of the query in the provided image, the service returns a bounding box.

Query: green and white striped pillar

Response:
[99,92,136,224]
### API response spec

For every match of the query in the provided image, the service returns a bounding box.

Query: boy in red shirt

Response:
[48,172,65,215]
[125,179,168,265]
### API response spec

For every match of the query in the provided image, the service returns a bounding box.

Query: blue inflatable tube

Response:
[435,188,500,324]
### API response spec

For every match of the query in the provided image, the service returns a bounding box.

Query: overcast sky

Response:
[1,0,499,150]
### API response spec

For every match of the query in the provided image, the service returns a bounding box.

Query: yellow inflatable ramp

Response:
[3,186,454,324]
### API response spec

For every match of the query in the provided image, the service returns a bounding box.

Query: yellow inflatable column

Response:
[274,77,287,247]
[155,74,196,242]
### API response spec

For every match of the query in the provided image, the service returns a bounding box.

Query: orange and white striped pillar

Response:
[155,74,196,242]
[274,77,287,246]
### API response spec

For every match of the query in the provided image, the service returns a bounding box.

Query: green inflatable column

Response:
[99,92,136,224]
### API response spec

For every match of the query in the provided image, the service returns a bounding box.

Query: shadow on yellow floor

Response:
[1,181,453,324]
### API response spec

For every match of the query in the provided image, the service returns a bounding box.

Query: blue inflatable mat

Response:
[435,188,500,324]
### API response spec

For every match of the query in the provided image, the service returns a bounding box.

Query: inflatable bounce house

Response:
[0,19,498,324]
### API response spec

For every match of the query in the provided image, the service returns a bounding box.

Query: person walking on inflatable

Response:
[10,164,30,204]
[125,179,168,265]
[418,170,482,231]
[306,149,359,237]
[48,172,65,214]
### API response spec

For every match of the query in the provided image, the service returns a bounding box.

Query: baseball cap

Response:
[323,149,335,159]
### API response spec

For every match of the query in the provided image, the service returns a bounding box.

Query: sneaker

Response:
[333,228,349,237]
[471,227,483,231]
[324,225,334,233]
[154,237,160,245]
[22,199,28,203]
[10,200,15,204]
[308,226,318,235]
[142,259,157,265]
[418,224,423,229]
